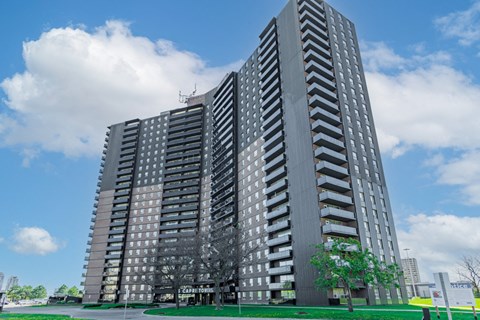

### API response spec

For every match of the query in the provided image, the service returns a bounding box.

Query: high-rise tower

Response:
[83,0,407,306]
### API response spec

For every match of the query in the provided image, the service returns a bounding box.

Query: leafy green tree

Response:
[310,238,403,312]
[67,286,81,297]
[55,284,69,296]
[31,285,48,299]
[21,285,33,300]
[6,285,23,302]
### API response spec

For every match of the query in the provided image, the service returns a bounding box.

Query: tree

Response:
[55,284,69,297]
[67,286,81,297]
[457,255,480,296]
[31,285,47,299]
[198,225,263,310]
[310,238,403,312]
[6,285,23,302]
[156,236,199,309]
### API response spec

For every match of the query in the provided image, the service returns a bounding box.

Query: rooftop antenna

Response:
[179,84,197,104]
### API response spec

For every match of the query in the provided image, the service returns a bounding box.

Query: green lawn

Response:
[145,304,475,319]
[0,314,86,320]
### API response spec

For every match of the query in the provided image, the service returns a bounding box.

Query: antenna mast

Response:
[179,84,197,104]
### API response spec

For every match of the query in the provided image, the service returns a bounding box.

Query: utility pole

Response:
[404,248,417,298]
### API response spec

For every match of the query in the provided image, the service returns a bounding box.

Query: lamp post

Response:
[403,248,417,298]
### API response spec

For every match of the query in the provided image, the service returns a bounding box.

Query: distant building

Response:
[402,258,421,284]
[5,276,19,290]
[0,272,4,291]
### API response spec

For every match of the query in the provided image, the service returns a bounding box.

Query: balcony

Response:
[264,154,286,173]
[309,94,339,114]
[304,49,332,69]
[268,265,293,276]
[263,131,284,152]
[268,250,292,261]
[266,219,290,233]
[300,19,328,40]
[311,119,342,138]
[312,133,344,151]
[267,234,291,247]
[265,179,288,196]
[320,207,355,222]
[322,223,358,237]
[305,60,334,80]
[265,192,289,209]
[269,281,294,290]
[317,176,351,192]
[316,161,349,179]
[303,38,331,60]
[263,142,285,162]
[266,205,289,221]
[319,191,353,207]
[310,107,340,125]
[265,166,287,185]
[314,147,347,165]
[263,118,283,141]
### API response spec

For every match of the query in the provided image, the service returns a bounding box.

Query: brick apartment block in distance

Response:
[83,0,408,306]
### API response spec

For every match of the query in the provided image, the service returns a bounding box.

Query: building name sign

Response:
[179,288,215,294]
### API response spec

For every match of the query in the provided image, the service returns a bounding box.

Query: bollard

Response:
[422,308,431,320]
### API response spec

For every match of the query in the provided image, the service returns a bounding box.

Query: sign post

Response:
[123,288,129,320]
[430,272,477,320]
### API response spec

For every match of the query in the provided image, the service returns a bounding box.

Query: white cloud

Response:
[0,20,240,159]
[362,43,480,157]
[435,1,480,46]
[397,213,480,282]
[363,43,480,205]
[428,151,480,205]
[367,65,480,156]
[11,227,62,255]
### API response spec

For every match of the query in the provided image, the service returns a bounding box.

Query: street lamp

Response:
[403,248,417,298]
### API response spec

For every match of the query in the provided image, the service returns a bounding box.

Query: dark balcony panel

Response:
[263,142,285,162]
[320,207,356,222]
[310,107,340,125]
[161,204,199,214]
[264,154,286,173]
[316,161,349,179]
[312,133,345,151]
[268,250,292,261]
[265,192,289,209]
[304,49,333,69]
[267,234,291,247]
[307,83,337,103]
[263,118,283,141]
[160,213,197,222]
[319,191,353,207]
[268,265,293,276]
[266,219,290,233]
[314,147,347,165]
[263,131,284,152]
[309,94,339,114]
[305,60,334,80]
[311,119,343,138]
[265,166,287,185]
[265,179,288,196]
[322,223,358,237]
[266,205,289,221]
[303,38,331,60]
[317,176,351,192]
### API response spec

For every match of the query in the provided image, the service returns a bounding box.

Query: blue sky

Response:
[1,0,480,294]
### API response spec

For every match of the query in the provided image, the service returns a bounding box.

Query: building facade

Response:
[83,0,407,306]
[402,258,421,285]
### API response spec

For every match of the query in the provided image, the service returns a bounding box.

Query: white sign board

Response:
[430,273,476,307]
